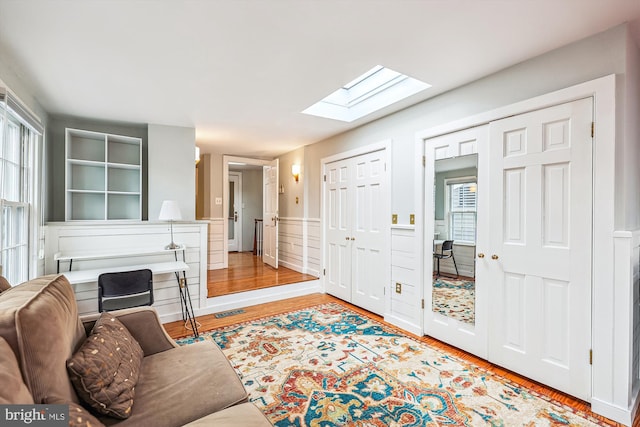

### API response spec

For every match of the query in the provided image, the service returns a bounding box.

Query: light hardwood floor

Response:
[164,293,631,427]
[207,252,317,297]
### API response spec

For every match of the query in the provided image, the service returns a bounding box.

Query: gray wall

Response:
[46,115,148,222]
[148,124,196,221]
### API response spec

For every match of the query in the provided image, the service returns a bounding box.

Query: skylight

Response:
[302,65,431,122]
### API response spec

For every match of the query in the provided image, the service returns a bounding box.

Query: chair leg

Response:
[436,258,441,277]
[452,253,459,277]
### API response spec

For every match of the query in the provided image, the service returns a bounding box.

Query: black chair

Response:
[433,240,459,277]
[98,269,153,312]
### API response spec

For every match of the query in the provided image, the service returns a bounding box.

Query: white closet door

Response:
[262,159,279,269]
[325,158,351,301]
[488,98,593,400]
[324,148,388,315]
[350,150,386,315]
[423,126,489,359]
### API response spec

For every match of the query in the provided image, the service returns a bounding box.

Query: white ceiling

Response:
[1,1,639,158]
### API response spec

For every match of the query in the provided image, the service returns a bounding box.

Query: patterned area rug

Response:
[433,277,475,324]
[177,304,608,426]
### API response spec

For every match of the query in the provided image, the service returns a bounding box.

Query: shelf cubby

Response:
[65,128,142,221]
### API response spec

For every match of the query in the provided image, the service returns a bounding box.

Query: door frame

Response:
[320,139,392,316]
[222,155,273,268]
[413,75,615,409]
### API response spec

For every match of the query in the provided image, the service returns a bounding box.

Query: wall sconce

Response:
[195,146,200,165]
[291,164,301,182]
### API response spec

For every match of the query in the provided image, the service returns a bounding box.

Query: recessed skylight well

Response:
[302,65,431,122]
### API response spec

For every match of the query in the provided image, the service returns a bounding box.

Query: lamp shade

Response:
[158,200,182,221]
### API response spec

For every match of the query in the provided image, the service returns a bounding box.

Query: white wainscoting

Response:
[387,226,422,335]
[44,222,208,323]
[206,218,224,269]
[592,230,640,425]
[278,217,320,277]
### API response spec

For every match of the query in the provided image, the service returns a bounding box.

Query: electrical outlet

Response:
[395,282,402,294]
[392,214,398,224]
[215,197,222,205]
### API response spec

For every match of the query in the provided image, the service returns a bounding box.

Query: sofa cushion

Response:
[0,336,33,404]
[43,396,105,427]
[182,402,272,427]
[68,312,143,419]
[99,341,248,427]
[0,274,86,404]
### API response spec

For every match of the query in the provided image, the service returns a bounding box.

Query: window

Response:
[0,89,42,285]
[302,65,431,122]
[446,178,477,244]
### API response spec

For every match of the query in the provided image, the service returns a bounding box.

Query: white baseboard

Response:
[159,280,322,323]
[279,259,303,273]
[591,396,637,426]
[384,313,423,337]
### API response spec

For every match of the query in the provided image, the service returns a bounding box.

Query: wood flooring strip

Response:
[207,252,317,297]
[164,293,631,427]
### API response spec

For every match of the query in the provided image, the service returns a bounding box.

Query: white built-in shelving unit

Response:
[65,128,142,221]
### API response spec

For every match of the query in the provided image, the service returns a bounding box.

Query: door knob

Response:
[345,237,350,240]
[478,253,485,258]
[351,237,355,241]
[491,254,499,260]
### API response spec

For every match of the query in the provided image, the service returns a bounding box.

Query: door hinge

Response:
[323,174,326,182]
[383,287,386,295]
[422,156,426,167]
[591,122,594,138]
[323,268,326,276]
[589,349,593,365]
[421,299,425,309]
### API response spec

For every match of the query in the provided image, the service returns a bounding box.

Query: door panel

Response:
[424,126,488,358]
[325,159,350,300]
[350,151,386,315]
[488,98,592,400]
[228,173,241,252]
[263,159,279,268]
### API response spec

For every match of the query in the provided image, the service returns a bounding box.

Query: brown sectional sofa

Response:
[0,274,271,426]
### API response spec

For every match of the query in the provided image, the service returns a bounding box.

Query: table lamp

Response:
[159,200,182,249]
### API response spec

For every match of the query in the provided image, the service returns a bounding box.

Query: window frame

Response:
[444,175,477,245]
[0,90,43,284]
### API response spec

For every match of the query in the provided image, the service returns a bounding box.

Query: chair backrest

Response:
[441,240,454,252]
[98,269,153,312]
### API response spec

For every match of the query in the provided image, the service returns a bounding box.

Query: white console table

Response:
[54,245,199,336]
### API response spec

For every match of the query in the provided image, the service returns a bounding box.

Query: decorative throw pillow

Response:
[43,396,105,427]
[67,312,143,419]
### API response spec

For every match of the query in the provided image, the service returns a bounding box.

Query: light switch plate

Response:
[409,214,415,225]
[392,214,398,224]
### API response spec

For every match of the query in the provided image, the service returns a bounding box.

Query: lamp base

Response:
[165,242,179,250]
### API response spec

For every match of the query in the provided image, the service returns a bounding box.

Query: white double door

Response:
[324,149,388,315]
[425,98,593,401]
